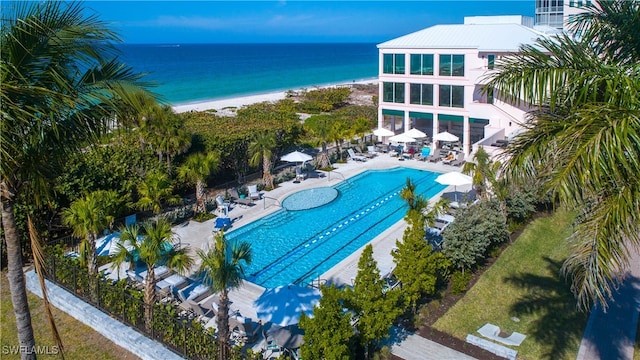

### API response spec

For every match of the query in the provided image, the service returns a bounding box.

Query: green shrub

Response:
[450,271,473,294]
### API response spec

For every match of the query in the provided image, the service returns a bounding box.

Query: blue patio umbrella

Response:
[254,285,321,327]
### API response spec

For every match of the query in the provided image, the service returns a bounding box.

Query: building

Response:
[535,0,594,31]
[376,16,545,156]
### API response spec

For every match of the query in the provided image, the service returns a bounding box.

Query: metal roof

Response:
[377,23,546,52]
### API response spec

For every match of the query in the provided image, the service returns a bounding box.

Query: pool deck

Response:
[171,152,471,335]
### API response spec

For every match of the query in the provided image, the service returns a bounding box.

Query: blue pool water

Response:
[225,167,446,288]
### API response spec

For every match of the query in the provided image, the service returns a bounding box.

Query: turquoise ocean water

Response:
[118,43,378,106]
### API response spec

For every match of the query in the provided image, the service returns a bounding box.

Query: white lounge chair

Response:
[215,195,231,215]
[451,152,466,167]
[347,148,367,162]
[247,184,260,200]
[366,145,378,157]
[295,166,306,182]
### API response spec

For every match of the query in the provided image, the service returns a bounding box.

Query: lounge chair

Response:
[229,188,253,208]
[415,147,431,161]
[178,281,211,303]
[347,148,367,162]
[247,184,260,200]
[230,316,262,343]
[366,145,378,157]
[442,152,456,164]
[426,149,442,162]
[451,152,466,167]
[295,166,306,182]
[215,195,231,215]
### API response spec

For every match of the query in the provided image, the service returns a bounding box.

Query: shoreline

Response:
[171,77,378,114]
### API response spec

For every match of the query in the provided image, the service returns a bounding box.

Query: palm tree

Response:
[177,152,220,214]
[461,146,501,201]
[330,120,352,162]
[61,191,117,275]
[143,105,192,172]
[485,0,640,310]
[400,177,449,227]
[196,232,252,360]
[112,219,193,331]
[1,2,150,355]
[135,171,182,218]
[304,114,334,169]
[248,132,276,190]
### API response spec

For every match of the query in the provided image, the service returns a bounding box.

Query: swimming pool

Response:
[225,167,446,288]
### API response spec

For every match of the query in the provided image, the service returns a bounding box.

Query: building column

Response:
[463,115,471,156]
[404,111,411,133]
[432,112,439,151]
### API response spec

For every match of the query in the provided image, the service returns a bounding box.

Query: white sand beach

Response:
[171,79,377,115]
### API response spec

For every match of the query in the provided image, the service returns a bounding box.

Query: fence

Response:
[42,250,239,360]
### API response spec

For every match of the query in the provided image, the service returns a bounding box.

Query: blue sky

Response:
[86,1,535,44]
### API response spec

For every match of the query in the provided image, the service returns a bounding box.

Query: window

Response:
[439,85,464,108]
[410,54,434,75]
[487,54,495,70]
[383,53,405,74]
[487,87,494,104]
[439,54,464,76]
[410,83,433,105]
[383,82,405,103]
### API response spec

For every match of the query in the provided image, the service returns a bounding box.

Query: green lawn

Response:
[1,271,139,360]
[433,210,588,360]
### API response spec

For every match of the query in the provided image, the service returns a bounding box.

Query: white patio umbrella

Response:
[405,128,427,139]
[254,285,321,327]
[433,131,459,142]
[373,128,394,137]
[281,151,313,164]
[435,172,473,202]
[388,133,416,144]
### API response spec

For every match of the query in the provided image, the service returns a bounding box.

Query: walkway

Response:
[576,244,640,360]
[385,326,477,360]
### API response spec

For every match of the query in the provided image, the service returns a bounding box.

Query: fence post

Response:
[51,255,56,282]
[183,321,187,357]
[122,290,126,323]
[73,265,77,294]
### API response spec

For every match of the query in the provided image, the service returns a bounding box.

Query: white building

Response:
[535,0,594,31]
[376,15,546,155]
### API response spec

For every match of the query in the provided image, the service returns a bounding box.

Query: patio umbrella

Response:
[388,133,416,144]
[433,131,459,142]
[373,128,394,137]
[254,285,321,327]
[435,172,473,202]
[405,128,427,139]
[268,324,305,349]
[281,151,313,164]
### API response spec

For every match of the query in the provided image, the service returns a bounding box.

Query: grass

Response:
[1,271,139,359]
[433,210,589,360]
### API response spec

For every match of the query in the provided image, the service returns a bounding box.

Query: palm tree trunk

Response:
[1,188,37,360]
[87,233,98,276]
[195,180,205,213]
[216,290,230,360]
[143,268,156,332]
[262,156,273,190]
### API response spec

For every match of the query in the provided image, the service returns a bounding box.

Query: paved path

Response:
[576,244,640,360]
[386,326,477,360]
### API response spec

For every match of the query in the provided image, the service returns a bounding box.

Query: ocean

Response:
[117,43,379,106]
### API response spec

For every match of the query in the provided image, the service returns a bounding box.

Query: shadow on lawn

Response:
[505,257,588,359]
